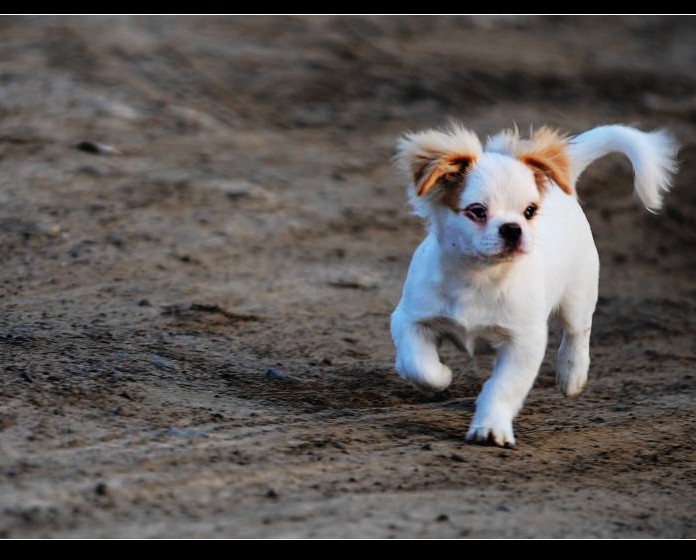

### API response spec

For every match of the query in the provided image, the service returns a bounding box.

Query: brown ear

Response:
[414,154,475,197]
[395,125,482,200]
[518,128,572,195]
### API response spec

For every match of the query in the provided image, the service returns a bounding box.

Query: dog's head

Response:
[396,124,572,263]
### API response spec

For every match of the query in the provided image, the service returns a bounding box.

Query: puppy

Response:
[391,124,677,447]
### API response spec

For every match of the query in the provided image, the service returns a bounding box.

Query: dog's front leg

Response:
[466,327,547,447]
[391,313,452,392]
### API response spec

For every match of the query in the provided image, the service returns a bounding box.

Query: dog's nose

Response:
[499,223,522,243]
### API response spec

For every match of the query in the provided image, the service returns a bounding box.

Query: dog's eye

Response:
[524,204,538,220]
[463,204,487,222]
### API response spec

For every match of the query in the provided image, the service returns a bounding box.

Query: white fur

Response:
[391,124,677,447]
[568,125,677,211]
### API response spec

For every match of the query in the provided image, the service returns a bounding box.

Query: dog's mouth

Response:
[487,246,525,261]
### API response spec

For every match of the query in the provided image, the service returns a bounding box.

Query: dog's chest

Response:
[431,284,512,352]
[442,279,504,325]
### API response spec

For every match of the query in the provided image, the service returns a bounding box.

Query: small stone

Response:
[327,269,380,290]
[265,368,303,384]
[201,179,275,202]
[226,190,250,200]
[106,233,125,249]
[95,482,108,496]
[75,141,120,155]
[265,368,286,380]
[151,355,167,370]
[32,222,62,237]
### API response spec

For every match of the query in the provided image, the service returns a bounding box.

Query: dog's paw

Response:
[557,335,590,398]
[557,367,587,398]
[398,362,452,393]
[466,424,515,448]
[557,351,588,397]
[466,414,515,448]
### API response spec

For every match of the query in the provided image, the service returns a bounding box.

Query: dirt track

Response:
[0,16,695,538]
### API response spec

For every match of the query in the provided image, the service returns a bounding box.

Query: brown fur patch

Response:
[416,154,475,203]
[517,128,572,195]
[416,160,448,196]
[396,125,481,204]
[440,175,467,212]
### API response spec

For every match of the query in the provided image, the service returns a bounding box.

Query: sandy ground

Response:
[0,16,695,538]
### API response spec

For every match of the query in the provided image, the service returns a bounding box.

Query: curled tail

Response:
[568,125,678,211]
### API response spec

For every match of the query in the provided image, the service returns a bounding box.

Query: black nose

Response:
[499,223,522,243]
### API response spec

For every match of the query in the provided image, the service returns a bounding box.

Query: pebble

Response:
[105,232,125,248]
[327,269,380,290]
[265,368,286,380]
[201,179,275,202]
[32,222,62,237]
[265,368,304,384]
[151,355,168,370]
[75,141,120,155]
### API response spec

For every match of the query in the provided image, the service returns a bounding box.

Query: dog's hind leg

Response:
[557,249,599,398]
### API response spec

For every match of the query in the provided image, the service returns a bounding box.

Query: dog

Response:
[391,124,677,447]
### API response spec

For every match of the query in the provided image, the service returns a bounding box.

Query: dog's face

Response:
[443,154,540,260]
[397,125,572,263]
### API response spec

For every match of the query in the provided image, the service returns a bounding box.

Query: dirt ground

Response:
[0,15,694,539]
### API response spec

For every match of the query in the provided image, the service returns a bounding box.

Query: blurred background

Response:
[0,16,694,538]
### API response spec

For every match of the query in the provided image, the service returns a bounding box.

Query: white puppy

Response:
[391,124,677,447]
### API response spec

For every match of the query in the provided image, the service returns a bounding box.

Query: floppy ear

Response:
[396,125,481,198]
[517,127,572,195]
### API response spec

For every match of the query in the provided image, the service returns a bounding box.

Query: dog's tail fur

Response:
[568,125,678,211]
